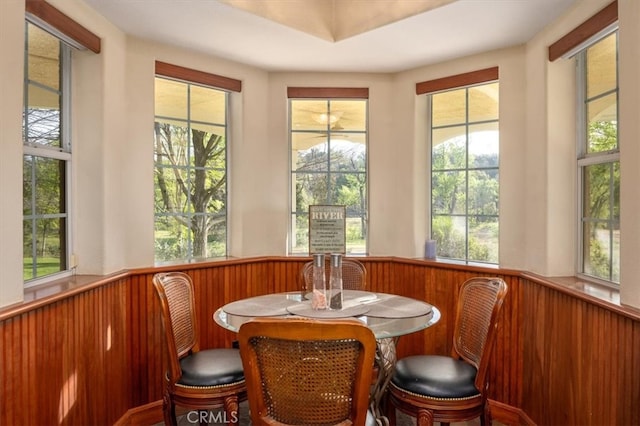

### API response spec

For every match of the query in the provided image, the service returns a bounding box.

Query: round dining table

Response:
[214,290,440,426]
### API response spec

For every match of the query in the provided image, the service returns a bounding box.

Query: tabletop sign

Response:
[309,205,346,254]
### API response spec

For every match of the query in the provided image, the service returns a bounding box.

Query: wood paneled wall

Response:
[520,277,640,425]
[1,257,638,425]
[0,277,130,425]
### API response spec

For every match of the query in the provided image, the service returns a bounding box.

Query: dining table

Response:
[214,289,440,426]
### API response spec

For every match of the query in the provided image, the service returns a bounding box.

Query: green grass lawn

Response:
[23,257,62,280]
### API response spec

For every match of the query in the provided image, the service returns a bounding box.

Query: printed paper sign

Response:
[309,205,346,254]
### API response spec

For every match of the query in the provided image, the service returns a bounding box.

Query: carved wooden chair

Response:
[300,257,367,293]
[237,317,377,426]
[387,277,508,426]
[152,272,246,425]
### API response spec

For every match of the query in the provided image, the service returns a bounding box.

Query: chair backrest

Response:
[152,272,200,382]
[300,258,367,293]
[238,318,376,426]
[452,277,508,393]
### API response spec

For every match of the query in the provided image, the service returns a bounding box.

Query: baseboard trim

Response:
[489,399,536,425]
[114,400,163,426]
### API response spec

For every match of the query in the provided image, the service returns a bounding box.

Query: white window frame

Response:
[153,76,230,262]
[428,81,500,265]
[287,97,369,255]
[23,20,73,287]
[576,26,620,286]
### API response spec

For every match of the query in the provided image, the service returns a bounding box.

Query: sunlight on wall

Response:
[106,323,112,351]
[58,370,78,423]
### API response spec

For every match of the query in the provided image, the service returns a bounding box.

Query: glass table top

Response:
[214,290,440,339]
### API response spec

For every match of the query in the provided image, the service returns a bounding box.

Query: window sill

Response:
[521,272,640,321]
[0,271,128,320]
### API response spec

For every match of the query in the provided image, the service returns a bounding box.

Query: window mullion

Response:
[465,88,470,261]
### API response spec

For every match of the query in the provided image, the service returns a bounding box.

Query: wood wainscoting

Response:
[1,257,639,425]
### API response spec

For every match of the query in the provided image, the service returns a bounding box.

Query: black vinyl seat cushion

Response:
[391,355,480,399]
[178,348,244,387]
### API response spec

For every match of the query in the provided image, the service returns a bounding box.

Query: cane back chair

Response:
[152,272,246,425]
[300,257,367,293]
[238,317,377,426]
[387,277,508,426]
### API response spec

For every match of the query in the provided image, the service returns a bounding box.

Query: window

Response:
[429,81,500,264]
[153,76,229,262]
[21,1,99,285]
[577,30,619,284]
[23,21,71,282]
[288,89,368,255]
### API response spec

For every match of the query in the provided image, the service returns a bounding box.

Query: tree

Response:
[582,120,619,281]
[584,120,619,227]
[154,122,226,259]
[294,140,367,249]
[23,108,66,277]
[431,135,499,263]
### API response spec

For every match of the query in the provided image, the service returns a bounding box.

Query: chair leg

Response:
[163,391,177,426]
[481,403,492,426]
[386,404,397,426]
[224,395,240,425]
[416,408,434,426]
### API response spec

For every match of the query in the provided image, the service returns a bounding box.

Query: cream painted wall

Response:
[396,47,528,269]
[122,45,155,267]
[123,37,278,259]
[618,0,640,308]
[0,0,638,308]
[0,0,26,307]
[523,0,612,277]
[134,39,276,258]
[522,0,640,309]
[235,66,284,256]
[48,0,133,275]
[267,73,402,255]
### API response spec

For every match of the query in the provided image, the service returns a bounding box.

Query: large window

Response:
[23,21,71,282]
[154,77,229,262]
[429,81,499,264]
[577,31,619,284]
[289,93,368,254]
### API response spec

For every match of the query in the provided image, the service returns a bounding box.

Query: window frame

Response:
[21,0,100,287]
[22,20,73,287]
[575,28,620,286]
[427,81,500,265]
[287,87,369,255]
[153,62,241,263]
[417,68,500,265]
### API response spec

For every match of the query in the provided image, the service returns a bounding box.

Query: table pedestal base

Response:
[370,337,398,426]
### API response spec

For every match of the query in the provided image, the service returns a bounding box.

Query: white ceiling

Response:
[83,0,578,73]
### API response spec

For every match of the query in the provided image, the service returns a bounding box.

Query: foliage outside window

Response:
[578,31,619,284]
[289,99,367,254]
[23,22,71,282]
[430,82,499,264]
[154,77,228,262]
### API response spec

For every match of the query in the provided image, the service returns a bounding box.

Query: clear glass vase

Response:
[329,253,343,310]
[311,253,327,310]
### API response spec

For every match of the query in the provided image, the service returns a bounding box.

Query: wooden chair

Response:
[300,257,367,293]
[386,277,508,426]
[237,317,377,426]
[152,272,246,425]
